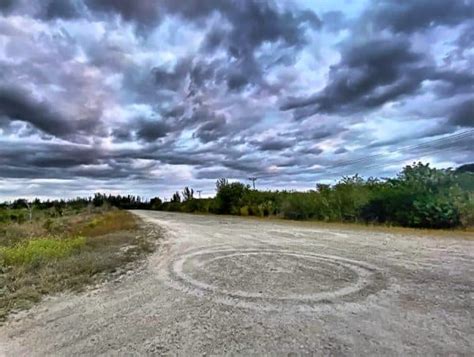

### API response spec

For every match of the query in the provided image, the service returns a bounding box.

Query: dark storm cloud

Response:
[256,138,293,151]
[83,0,322,64]
[281,38,429,117]
[163,0,321,92]
[430,70,474,97]
[0,0,14,13]
[44,0,81,19]
[193,114,228,143]
[135,119,171,142]
[186,61,217,99]
[153,57,192,92]
[0,141,101,180]
[226,71,251,91]
[281,0,474,120]
[334,147,348,155]
[449,98,474,127]
[224,159,263,174]
[164,0,321,41]
[151,58,219,105]
[5,0,159,26]
[310,130,335,140]
[298,146,324,155]
[84,0,160,25]
[1,138,204,181]
[0,86,73,137]
[367,0,474,33]
[1,0,473,199]
[0,0,82,20]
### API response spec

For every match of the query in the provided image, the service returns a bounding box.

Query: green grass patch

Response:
[0,237,86,266]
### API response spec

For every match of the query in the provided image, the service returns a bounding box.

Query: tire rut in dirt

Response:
[166,245,387,312]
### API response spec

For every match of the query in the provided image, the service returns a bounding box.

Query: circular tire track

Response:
[167,246,386,312]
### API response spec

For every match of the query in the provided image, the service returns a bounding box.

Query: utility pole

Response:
[248,177,257,190]
[196,190,202,199]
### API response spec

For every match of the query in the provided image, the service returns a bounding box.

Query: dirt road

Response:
[1,211,473,355]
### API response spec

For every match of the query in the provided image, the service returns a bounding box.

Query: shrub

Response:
[411,196,460,228]
[281,192,318,220]
[240,206,250,216]
[456,193,474,227]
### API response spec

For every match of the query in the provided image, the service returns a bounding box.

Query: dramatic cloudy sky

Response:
[0,0,473,200]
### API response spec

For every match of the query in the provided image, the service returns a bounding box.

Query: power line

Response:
[327,129,473,170]
[248,130,473,182]
[325,132,473,176]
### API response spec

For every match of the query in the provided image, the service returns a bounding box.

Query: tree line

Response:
[2,162,473,229]
[158,162,474,229]
[0,194,154,223]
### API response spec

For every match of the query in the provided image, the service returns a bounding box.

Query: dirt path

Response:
[1,211,473,355]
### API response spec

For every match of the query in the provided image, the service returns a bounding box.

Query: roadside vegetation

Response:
[0,162,472,319]
[160,162,474,230]
[0,205,157,322]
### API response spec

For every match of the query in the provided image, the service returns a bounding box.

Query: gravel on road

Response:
[1,211,473,355]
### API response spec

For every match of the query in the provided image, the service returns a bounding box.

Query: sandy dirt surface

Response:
[1,211,473,356]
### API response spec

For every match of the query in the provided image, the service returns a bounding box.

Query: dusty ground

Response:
[1,211,473,355]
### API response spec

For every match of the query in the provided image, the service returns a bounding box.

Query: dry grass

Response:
[0,220,49,247]
[73,210,138,237]
[0,209,159,322]
[268,217,474,240]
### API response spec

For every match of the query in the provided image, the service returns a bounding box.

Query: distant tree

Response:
[215,179,248,214]
[171,191,181,203]
[182,187,194,201]
[11,199,28,210]
[150,197,162,209]
[216,178,228,192]
[316,183,330,193]
[93,193,105,207]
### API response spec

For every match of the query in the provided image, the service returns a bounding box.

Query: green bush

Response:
[359,163,467,228]
[281,192,318,220]
[410,196,460,228]
[214,179,249,214]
